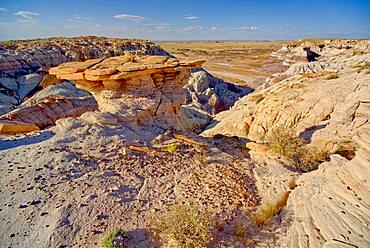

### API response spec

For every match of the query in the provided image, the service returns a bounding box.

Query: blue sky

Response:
[0,0,369,40]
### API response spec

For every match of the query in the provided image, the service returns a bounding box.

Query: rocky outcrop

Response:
[265,39,370,87]
[202,53,370,144]
[271,39,370,66]
[0,36,171,77]
[0,82,97,133]
[201,45,370,247]
[185,69,253,115]
[49,55,204,130]
[0,37,171,115]
[278,124,370,248]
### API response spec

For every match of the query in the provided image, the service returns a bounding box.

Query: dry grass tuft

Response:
[250,192,289,227]
[288,177,297,190]
[249,93,265,104]
[354,61,370,72]
[300,71,338,80]
[334,141,356,160]
[269,126,328,172]
[150,204,212,248]
[231,224,249,238]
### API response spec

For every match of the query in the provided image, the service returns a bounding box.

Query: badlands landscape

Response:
[0,36,369,248]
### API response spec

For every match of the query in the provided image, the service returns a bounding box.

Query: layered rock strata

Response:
[203,53,370,146]
[0,82,98,133]
[0,36,171,77]
[278,124,370,248]
[49,55,204,129]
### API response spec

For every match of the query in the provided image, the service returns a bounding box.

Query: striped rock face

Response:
[49,55,204,128]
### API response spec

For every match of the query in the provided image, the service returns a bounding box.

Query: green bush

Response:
[101,228,126,248]
[151,204,212,248]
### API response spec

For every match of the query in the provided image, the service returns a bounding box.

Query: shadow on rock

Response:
[0,130,55,151]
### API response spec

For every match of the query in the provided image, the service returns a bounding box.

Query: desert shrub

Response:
[250,192,289,227]
[354,61,370,72]
[288,177,297,190]
[268,126,328,172]
[162,143,180,153]
[334,141,356,160]
[301,71,338,80]
[231,224,248,238]
[150,204,212,248]
[101,228,126,248]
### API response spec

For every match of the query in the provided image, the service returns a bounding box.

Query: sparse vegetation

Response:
[300,71,338,80]
[162,143,180,153]
[268,126,328,172]
[250,192,289,227]
[250,93,265,104]
[150,204,212,248]
[354,61,370,72]
[101,228,126,248]
[334,141,356,160]
[288,177,297,190]
[231,224,249,238]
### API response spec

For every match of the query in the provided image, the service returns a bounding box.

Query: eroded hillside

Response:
[0,38,369,248]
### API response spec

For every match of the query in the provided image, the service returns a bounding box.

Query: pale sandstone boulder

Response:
[80,111,118,125]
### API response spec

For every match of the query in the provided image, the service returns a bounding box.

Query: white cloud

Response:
[14,11,39,19]
[74,14,89,20]
[114,14,145,22]
[184,16,199,20]
[143,23,171,26]
[0,7,7,12]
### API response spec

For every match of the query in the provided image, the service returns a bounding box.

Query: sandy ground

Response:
[0,119,296,248]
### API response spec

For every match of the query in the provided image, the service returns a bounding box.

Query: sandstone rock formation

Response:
[185,69,253,115]
[278,124,370,248]
[0,36,171,77]
[0,82,97,133]
[0,37,171,116]
[203,53,370,145]
[49,55,204,130]
[271,39,370,66]
[201,41,370,248]
[265,39,370,87]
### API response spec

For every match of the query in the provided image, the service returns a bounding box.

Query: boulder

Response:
[179,105,212,133]
[49,55,204,130]
[0,77,18,90]
[184,69,253,115]
[0,82,98,130]
[0,120,39,134]
[16,73,42,100]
